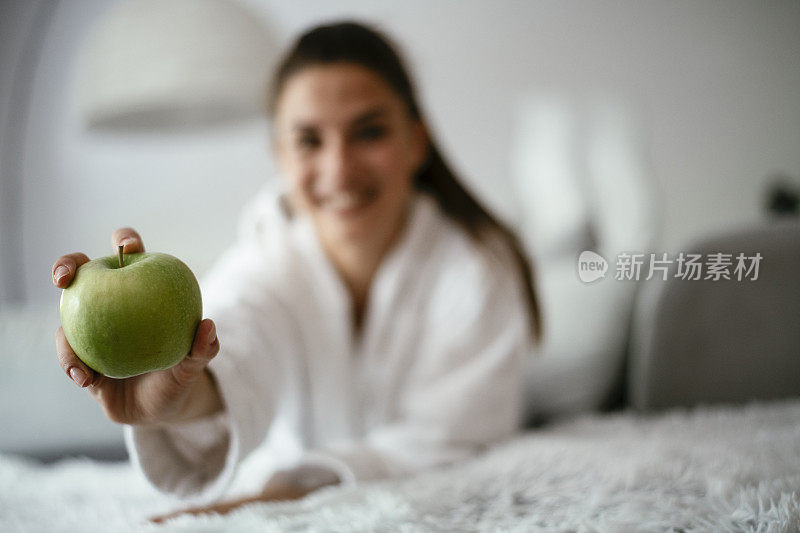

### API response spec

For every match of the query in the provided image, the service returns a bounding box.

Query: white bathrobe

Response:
[124,186,529,505]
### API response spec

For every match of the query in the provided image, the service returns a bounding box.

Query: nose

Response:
[319,138,357,191]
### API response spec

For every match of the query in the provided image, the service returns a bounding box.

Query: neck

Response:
[320,202,411,331]
[325,242,382,311]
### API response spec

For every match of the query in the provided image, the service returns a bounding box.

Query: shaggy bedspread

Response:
[2,399,799,532]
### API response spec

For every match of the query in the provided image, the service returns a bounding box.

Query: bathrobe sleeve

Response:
[295,245,529,485]
[123,235,293,504]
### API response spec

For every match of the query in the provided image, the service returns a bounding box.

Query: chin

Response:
[323,217,375,245]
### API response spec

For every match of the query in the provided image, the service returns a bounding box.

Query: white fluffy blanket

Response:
[3,399,799,532]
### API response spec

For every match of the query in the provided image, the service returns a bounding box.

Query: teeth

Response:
[326,192,368,210]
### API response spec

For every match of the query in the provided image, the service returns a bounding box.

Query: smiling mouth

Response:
[320,189,379,215]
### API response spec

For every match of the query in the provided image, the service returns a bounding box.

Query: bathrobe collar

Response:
[287,191,439,352]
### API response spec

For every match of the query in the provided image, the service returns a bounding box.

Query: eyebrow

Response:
[291,106,390,132]
[351,106,390,126]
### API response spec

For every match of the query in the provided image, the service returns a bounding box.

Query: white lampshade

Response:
[77,0,275,130]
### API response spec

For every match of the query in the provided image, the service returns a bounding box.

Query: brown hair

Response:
[267,21,541,343]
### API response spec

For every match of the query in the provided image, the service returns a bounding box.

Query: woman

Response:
[52,21,540,522]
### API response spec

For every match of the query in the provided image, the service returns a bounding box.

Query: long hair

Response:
[267,21,541,343]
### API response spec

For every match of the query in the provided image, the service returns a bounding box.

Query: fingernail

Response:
[69,366,88,387]
[54,265,69,284]
[207,323,216,344]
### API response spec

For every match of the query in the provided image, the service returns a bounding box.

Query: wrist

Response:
[172,368,224,424]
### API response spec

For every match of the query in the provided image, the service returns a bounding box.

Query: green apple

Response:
[59,251,202,378]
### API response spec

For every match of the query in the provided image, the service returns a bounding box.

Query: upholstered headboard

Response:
[628,220,800,410]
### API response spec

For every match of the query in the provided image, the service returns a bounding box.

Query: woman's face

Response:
[273,63,427,249]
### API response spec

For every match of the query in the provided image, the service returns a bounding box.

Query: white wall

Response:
[14,0,800,305]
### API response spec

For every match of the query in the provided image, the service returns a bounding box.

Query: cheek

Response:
[363,142,416,188]
[280,160,315,211]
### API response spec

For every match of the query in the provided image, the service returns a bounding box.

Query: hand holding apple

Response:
[59,244,202,378]
[53,228,223,424]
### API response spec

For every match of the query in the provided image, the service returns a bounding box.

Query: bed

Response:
[2,398,799,532]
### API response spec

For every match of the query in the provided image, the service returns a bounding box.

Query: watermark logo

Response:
[577,250,609,283]
[577,250,762,283]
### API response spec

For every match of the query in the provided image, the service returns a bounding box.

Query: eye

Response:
[354,125,386,141]
[296,133,320,150]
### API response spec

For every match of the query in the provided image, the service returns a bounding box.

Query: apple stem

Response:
[118,245,124,268]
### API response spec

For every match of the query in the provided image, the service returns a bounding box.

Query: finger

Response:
[55,326,96,388]
[148,498,255,524]
[148,505,208,524]
[170,319,219,386]
[111,227,145,254]
[52,252,91,288]
[148,510,180,524]
[148,506,205,524]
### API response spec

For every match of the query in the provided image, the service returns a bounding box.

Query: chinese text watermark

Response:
[577,251,762,283]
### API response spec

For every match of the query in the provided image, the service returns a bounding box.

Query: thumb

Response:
[170,319,219,387]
